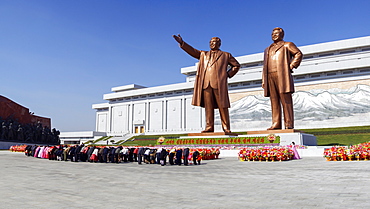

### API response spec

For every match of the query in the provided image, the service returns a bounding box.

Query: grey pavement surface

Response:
[1,151,369,209]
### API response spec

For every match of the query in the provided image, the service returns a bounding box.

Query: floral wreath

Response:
[267,134,276,143]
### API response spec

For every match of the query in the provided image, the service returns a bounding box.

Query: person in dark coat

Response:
[175,148,183,166]
[86,146,95,162]
[128,147,135,162]
[114,146,122,163]
[156,148,162,164]
[168,148,176,165]
[137,147,145,164]
[193,150,200,165]
[69,146,76,162]
[98,147,104,162]
[74,144,83,162]
[183,148,190,166]
[159,148,168,166]
[102,147,109,163]
[109,147,116,163]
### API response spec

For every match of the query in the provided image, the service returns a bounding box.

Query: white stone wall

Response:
[96,111,108,132]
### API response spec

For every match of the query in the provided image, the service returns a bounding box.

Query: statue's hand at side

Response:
[290,64,294,73]
[173,34,184,45]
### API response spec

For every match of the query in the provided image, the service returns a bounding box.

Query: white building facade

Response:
[93,36,370,136]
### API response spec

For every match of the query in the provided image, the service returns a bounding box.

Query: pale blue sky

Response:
[1,0,369,131]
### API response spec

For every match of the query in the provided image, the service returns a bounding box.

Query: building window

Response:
[326,72,337,76]
[310,74,321,78]
[359,68,370,73]
[303,55,315,59]
[318,52,334,57]
[339,50,356,54]
[295,76,306,80]
[342,70,353,74]
[255,81,262,84]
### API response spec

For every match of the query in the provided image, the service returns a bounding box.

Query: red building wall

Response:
[0,95,51,128]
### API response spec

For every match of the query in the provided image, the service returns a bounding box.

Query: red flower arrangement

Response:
[9,145,27,152]
[238,146,295,162]
[323,142,370,161]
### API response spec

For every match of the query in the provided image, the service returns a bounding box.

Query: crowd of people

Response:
[21,144,220,166]
[0,118,60,144]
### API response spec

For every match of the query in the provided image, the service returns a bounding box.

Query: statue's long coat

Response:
[262,41,302,97]
[180,42,240,108]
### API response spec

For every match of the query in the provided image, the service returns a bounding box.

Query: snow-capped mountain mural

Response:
[215,84,370,130]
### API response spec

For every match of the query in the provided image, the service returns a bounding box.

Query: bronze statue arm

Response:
[173,34,201,59]
[227,55,240,78]
[287,42,303,72]
[173,34,184,45]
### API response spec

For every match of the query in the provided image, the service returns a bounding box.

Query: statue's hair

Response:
[272,27,284,38]
[211,37,221,45]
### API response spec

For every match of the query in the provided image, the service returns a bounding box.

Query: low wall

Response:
[0,141,47,150]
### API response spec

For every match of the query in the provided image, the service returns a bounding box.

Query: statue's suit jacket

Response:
[180,42,240,108]
[262,41,302,97]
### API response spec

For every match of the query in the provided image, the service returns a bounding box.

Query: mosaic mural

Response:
[215,83,370,130]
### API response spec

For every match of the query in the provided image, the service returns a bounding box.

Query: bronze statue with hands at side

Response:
[173,34,240,134]
[262,27,303,130]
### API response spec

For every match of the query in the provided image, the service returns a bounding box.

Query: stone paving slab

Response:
[1,151,369,209]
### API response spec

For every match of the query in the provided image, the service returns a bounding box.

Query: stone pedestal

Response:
[178,129,316,146]
[246,129,317,146]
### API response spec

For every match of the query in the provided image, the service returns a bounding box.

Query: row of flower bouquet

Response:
[238,146,299,162]
[323,142,370,161]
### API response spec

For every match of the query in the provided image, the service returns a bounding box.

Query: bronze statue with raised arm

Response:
[262,27,303,130]
[173,34,240,134]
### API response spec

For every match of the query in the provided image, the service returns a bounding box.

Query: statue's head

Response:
[271,27,284,42]
[209,37,221,50]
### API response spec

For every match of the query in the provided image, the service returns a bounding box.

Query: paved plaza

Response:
[1,151,369,209]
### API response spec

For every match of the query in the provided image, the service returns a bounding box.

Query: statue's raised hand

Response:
[173,34,184,44]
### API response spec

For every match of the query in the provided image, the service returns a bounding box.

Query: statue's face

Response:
[209,38,221,50]
[271,30,283,42]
